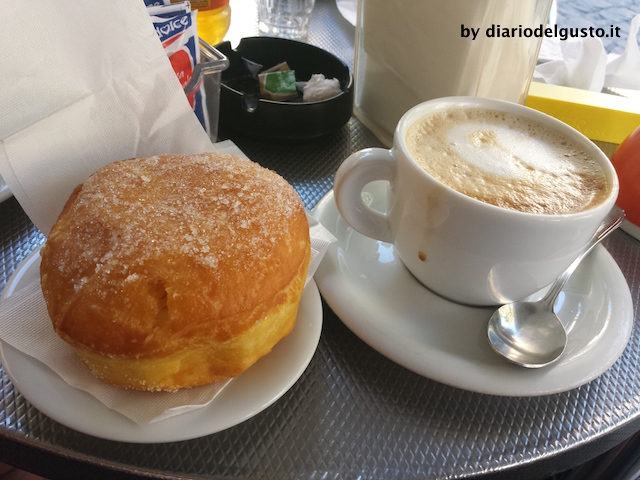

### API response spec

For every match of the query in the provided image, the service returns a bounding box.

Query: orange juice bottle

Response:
[195,0,231,46]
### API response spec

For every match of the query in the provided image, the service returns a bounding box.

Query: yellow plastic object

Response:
[196,0,231,46]
[525,82,640,145]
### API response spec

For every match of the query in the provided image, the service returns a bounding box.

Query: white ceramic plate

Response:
[0,174,11,203]
[0,247,323,443]
[312,183,634,397]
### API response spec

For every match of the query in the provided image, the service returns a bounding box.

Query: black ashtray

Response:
[215,37,354,142]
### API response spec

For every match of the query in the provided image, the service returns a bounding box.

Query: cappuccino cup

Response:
[333,97,619,306]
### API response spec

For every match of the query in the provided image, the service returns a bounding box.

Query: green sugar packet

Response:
[259,69,297,101]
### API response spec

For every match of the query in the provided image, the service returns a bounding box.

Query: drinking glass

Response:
[257,0,316,40]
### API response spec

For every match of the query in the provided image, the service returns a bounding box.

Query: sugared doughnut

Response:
[40,152,310,391]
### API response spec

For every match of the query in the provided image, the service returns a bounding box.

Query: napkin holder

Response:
[186,40,230,142]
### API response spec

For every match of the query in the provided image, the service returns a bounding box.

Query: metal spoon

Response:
[487,205,625,368]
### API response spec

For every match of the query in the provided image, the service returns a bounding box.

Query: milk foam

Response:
[448,122,577,179]
[406,108,610,214]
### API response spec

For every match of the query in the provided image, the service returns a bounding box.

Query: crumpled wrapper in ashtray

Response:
[0,0,336,425]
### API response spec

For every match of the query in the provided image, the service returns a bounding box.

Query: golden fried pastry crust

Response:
[40,153,310,391]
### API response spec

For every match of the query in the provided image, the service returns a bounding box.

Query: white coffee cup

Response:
[334,97,619,306]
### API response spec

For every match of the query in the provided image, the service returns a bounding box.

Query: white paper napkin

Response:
[336,0,357,26]
[605,14,640,90]
[0,0,336,425]
[0,0,216,236]
[534,14,640,93]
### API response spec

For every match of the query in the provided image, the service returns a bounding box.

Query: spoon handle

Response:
[541,205,626,310]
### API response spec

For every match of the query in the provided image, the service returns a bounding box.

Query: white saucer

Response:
[0,247,323,443]
[312,182,634,397]
[0,174,11,203]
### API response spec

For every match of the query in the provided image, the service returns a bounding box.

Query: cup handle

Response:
[333,147,396,243]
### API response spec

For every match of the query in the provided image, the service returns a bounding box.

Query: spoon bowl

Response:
[487,302,568,368]
[487,205,625,368]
